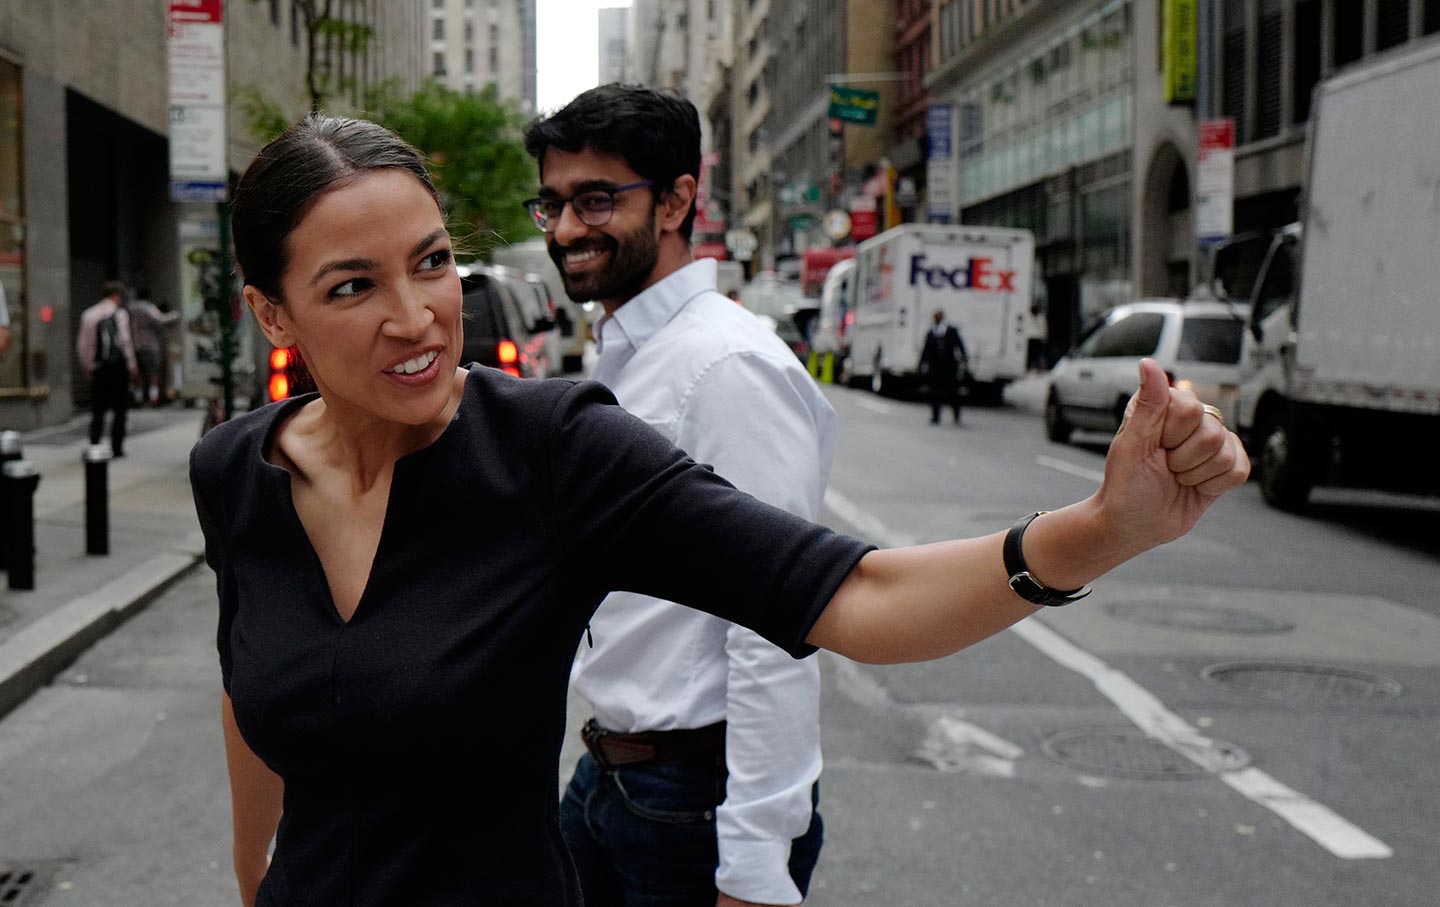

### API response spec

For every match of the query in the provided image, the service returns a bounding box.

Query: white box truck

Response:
[1234,38,1440,509]
[846,224,1040,401]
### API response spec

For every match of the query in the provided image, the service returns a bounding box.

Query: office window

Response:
[291,3,300,46]
[434,17,446,40]
[434,0,444,6]
[1377,0,1410,49]
[1255,0,1282,139]
[1428,0,1440,34]
[1293,0,1321,124]
[1221,0,1248,144]
[269,0,281,26]
[1334,1,1363,66]
[490,43,499,73]
[433,51,447,76]
[465,49,475,73]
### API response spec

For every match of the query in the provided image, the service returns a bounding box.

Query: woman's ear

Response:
[244,285,293,349]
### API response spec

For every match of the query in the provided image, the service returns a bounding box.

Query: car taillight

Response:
[269,347,293,401]
[498,339,520,376]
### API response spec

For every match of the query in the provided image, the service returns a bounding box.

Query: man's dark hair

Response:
[231,114,442,300]
[523,84,701,240]
[102,280,126,300]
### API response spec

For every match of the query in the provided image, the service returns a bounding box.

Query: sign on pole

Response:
[828,86,880,126]
[1163,0,1198,104]
[926,103,955,222]
[1196,118,1235,245]
[168,0,228,202]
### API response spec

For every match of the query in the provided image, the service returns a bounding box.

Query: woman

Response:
[192,115,1248,906]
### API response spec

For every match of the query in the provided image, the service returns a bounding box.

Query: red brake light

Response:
[498,339,519,365]
[270,347,292,371]
[269,374,290,401]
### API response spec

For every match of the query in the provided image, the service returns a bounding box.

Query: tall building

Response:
[598,7,630,86]
[763,0,899,261]
[429,0,537,114]
[0,0,426,426]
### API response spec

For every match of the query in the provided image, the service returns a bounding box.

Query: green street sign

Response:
[828,86,880,126]
[788,214,817,231]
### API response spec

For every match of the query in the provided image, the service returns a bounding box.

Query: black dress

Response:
[189,366,871,906]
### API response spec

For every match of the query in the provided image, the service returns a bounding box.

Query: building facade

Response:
[598,6,629,85]
[429,0,537,114]
[0,0,425,426]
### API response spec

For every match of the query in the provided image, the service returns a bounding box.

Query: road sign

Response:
[168,0,227,201]
[1196,118,1235,244]
[926,103,955,222]
[828,86,880,126]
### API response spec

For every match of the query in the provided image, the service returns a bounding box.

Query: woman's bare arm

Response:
[808,359,1249,664]
[222,693,283,907]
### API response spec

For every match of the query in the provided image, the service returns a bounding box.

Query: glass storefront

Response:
[958,0,1134,206]
[0,56,23,390]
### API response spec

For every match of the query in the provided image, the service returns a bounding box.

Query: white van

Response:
[846,224,1040,400]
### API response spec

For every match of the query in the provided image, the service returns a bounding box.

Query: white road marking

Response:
[824,493,1394,861]
[823,488,917,548]
[917,715,1024,778]
[851,396,895,416]
[1036,454,1106,484]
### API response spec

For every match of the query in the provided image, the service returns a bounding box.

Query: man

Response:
[0,281,12,364]
[76,280,138,455]
[525,85,832,907]
[919,308,967,425]
[126,288,178,405]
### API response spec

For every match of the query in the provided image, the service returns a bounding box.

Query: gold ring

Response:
[1201,404,1225,426]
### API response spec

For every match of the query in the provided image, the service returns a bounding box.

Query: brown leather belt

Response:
[581,718,727,769]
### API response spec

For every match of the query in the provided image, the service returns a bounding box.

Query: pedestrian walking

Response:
[77,280,137,456]
[190,114,1249,907]
[0,280,13,365]
[524,85,832,907]
[126,288,178,405]
[920,308,967,425]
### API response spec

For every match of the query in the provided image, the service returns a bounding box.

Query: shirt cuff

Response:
[716,836,803,905]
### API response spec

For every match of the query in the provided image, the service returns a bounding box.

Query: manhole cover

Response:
[1201,662,1402,704]
[1105,602,1294,635]
[0,865,54,907]
[1041,727,1249,780]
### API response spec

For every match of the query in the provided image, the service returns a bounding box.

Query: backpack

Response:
[94,312,126,369]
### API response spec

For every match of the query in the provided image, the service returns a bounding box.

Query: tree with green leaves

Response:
[370,82,538,250]
[236,0,377,141]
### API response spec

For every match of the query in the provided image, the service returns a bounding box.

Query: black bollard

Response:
[0,430,20,570]
[84,444,111,556]
[3,459,40,590]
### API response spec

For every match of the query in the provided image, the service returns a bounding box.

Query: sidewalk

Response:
[0,409,206,720]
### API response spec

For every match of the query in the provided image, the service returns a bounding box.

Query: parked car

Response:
[459,265,554,378]
[1045,299,1246,444]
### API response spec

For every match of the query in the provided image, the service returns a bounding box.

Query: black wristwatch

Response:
[1003,512,1091,607]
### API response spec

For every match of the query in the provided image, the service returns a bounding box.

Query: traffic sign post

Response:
[168,0,234,421]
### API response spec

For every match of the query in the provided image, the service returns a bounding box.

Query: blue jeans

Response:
[560,752,823,907]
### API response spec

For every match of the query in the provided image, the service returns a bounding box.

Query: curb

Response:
[0,532,205,722]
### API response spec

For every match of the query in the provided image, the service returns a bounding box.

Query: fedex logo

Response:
[909,254,1016,292]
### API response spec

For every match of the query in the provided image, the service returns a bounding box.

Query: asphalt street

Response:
[0,385,1436,906]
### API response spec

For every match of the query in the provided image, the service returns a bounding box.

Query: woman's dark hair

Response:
[523,84,701,240]
[231,114,442,299]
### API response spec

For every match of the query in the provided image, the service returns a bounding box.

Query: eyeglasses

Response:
[522,180,654,233]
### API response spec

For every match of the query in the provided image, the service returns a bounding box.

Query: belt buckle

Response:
[581,718,615,771]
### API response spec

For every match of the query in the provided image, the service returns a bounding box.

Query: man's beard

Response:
[548,211,660,303]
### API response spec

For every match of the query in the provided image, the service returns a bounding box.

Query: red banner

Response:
[169,0,223,24]
[850,209,878,241]
[693,241,729,261]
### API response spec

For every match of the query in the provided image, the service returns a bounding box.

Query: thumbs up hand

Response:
[1096,359,1251,552]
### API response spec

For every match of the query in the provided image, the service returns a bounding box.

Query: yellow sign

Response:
[1163,0,1197,104]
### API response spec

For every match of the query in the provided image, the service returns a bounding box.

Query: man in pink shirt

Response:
[76,281,138,456]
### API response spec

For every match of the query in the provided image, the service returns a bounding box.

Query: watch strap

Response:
[1004,512,1091,607]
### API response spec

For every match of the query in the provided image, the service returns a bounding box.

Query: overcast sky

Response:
[536,0,631,114]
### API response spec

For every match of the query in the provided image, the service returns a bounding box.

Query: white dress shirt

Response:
[574,258,836,904]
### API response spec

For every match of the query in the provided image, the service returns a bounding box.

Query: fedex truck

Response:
[846,224,1040,400]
